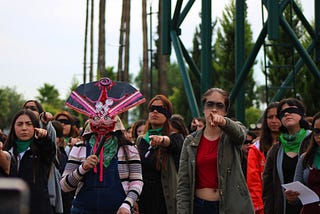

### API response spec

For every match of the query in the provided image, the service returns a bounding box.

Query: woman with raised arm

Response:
[177,88,254,214]
[4,109,56,214]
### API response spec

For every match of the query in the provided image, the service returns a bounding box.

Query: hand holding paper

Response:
[282,181,320,205]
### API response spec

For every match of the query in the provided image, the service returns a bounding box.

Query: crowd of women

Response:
[0,84,319,214]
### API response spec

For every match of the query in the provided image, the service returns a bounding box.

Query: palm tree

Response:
[117,0,131,123]
[90,0,94,81]
[141,0,149,118]
[156,0,168,95]
[97,0,106,78]
[117,0,130,83]
[83,0,89,84]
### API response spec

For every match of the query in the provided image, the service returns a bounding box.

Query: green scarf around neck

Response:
[313,146,320,169]
[16,139,32,153]
[280,128,307,153]
[144,128,163,144]
[89,135,118,168]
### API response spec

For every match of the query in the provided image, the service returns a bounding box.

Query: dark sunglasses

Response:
[57,119,72,125]
[279,107,302,120]
[24,106,38,112]
[244,139,253,145]
[149,105,171,118]
[313,128,320,136]
[204,101,225,110]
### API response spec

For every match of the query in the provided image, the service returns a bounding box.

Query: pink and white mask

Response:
[65,77,146,135]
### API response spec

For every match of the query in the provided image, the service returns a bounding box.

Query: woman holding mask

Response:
[60,77,144,214]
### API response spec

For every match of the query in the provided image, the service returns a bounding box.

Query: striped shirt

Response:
[60,141,143,212]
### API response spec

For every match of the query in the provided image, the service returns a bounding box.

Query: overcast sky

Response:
[0,0,314,100]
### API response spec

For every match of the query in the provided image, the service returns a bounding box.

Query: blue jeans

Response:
[193,196,219,214]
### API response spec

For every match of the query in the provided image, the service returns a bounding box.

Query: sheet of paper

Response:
[282,181,320,205]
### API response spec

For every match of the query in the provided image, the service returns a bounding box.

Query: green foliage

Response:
[167,63,194,124]
[245,107,262,128]
[264,1,320,116]
[36,83,63,107]
[213,0,256,116]
[265,1,303,100]
[0,87,25,130]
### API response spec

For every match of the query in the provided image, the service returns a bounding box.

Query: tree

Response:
[156,0,169,96]
[265,2,303,100]
[97,0,106,77]
[36,83,63,108]
[213,0,256,116]
[83,0,89,84]
[117,0,131,124]
[140,0,150,119]
[295,30,320,116]
[265,1,320,115]
[90,0,94,81]
[167,63,193,124]
[0,87,25,130]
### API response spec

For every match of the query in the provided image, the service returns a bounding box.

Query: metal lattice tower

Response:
[162,0,320,122]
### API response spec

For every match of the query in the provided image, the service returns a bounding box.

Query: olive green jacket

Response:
[177,117,254,214]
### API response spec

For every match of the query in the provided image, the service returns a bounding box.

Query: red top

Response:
[195,135,219,189]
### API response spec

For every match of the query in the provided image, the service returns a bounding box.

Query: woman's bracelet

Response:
[161,136,170,147]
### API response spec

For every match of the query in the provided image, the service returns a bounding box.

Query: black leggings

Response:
[193,196,219,214]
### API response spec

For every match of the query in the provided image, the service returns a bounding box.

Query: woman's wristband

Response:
[161,136,170,147]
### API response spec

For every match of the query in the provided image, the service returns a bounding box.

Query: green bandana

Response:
[89,135,118,168]
[16,139,32,153]
[313,146,320,169]
[280,128,307,153]
[144,128,163,144]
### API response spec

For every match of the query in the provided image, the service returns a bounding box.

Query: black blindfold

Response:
[149,105,171,118]
[279,107,303,120]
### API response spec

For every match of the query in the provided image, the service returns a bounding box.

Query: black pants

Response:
[193,196,219,214]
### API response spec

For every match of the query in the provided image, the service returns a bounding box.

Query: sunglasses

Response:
[57,119,72,125]
[24,106,38,112]
[204,101,225,110]
[244,139,254,145]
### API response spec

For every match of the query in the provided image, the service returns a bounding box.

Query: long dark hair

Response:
[302,112,320,168]
[54,111,80,138]
[145,95,173,170]
[131,119,146,141]
[145,95,173,136]
[260,102,279,154]
[4,109,40,158]
[169,114,188,137]
[23,100,44,114]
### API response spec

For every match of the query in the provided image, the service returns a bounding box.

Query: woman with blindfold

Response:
[263,98,311,214]
[177,88,254,214]
[54,111,81,214]
[136,95,183,214]
[284,112,320,213]
[54,111,81,149]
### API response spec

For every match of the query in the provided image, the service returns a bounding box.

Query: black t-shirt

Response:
[283,153,300,214]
